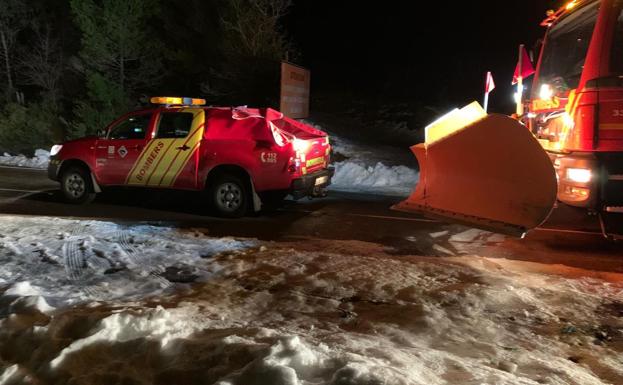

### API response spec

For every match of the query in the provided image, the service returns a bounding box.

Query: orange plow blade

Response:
[392,102,557,236]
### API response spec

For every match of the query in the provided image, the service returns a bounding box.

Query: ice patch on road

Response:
[0,149,50,169]
[0,215,255,310]
[330,161,419,196]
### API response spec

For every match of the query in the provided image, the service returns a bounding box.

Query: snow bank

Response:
[50,305,199,368]
[0,149,50,169]
[0,215,255,310]
[300,120,420,196]
[330,161,418,196]
[2,230,621,385]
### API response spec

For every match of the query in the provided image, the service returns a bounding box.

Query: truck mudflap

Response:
[392,102,558,237]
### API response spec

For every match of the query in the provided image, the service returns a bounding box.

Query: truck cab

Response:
[526,0,623,236]
[48,97,334,217]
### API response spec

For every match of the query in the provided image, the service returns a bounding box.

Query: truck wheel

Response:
[210,174,249,218]
[60,166,96,204]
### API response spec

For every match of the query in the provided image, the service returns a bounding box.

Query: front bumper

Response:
[48,158,62,181]
[290,168,334,199]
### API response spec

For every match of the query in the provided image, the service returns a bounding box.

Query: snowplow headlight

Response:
[566,168,592,183]
[50,144,63,156]
[539,84,554,100]
[150,96,206,106]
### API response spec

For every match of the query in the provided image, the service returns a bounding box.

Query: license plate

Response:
[315,176,328,186]
[306,157,325,168]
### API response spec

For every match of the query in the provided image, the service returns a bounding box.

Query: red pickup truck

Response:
[48,97,333,217]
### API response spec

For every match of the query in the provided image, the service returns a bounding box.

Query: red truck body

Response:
[528,0,623,217]
[49,103,333,216]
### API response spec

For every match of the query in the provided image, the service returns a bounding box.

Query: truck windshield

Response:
[536,1,600,98]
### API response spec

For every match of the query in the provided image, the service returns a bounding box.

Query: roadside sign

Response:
[280,62,310,119]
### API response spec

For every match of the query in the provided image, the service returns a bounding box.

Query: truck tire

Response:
[60,166,96,204]
[209,174,249,218]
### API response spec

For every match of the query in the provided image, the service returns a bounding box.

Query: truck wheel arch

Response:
[58,159,102,193]
[205,165,261,212]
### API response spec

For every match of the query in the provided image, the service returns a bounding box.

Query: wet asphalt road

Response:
[0,165,622,275]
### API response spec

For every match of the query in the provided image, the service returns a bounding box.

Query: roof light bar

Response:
[150,96,206,106]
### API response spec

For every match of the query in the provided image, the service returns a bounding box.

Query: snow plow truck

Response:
[393,0,623,239]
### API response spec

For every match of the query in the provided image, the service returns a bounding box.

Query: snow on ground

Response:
[303,120,420,196]
[1,216,622,385]
[330,161,418,196]
[0,149,50,169]
[0,215,255,309]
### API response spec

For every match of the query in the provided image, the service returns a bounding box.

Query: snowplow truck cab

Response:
[394,0,623,239]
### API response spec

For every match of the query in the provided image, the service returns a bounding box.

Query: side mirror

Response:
[97,129,107,138]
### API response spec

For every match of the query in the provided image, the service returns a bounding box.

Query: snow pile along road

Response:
[1,217,622,385]
[331,161,418,196]
[0,149,50,169]
[303,121,420,196]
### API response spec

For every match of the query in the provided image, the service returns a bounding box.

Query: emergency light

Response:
[150,96,206,106]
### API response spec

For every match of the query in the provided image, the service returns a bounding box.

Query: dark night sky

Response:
[286,1,563,113]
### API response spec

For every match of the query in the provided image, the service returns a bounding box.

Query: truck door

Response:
[125,108,205,189]
[95,112,154,185]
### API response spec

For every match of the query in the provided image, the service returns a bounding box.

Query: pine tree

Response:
[70,0,162,137]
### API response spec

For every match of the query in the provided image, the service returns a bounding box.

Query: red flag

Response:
[512,46,535,84]
[485,71,495,93]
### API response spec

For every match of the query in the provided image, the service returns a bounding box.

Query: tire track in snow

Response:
[61,239,100,297]
[114,230,172,288]
[62,240,84,282]
[62,224,110,298]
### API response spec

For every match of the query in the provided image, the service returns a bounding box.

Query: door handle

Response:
[130,145,142,150]
[176,145,190,151]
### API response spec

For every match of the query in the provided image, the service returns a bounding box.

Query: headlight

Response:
[539,84,554,100]
[50,144,63,156]
[566,168,592,183]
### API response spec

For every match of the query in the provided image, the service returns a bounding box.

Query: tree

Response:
[0,0,28,101]
[221,0,292,59]
[0,102,55,155]
[70,0,163,136]
[19,24,64,107]
[154,0,221,96]
[203,0,294,106]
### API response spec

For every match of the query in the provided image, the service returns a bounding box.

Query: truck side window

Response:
[108,114,152,140]
[156,112,195,139]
